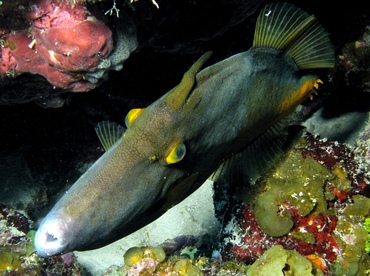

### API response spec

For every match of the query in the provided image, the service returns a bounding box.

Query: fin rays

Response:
[212,122,290,185]
[286,22,334,68]
[95,121,126,152]
[253,2,334,69]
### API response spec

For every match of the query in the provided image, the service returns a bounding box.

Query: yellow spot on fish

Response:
[166,143,186,164]
[125,108,143,127]
[148,155,157,162]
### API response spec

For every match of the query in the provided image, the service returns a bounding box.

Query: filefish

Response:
[34,2,334,257]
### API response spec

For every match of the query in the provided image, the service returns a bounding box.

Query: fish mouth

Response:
[34,215,70,257]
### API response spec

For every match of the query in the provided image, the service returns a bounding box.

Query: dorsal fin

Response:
[165,51,213,111]
[253,2,334,69]
[95,121,126,151]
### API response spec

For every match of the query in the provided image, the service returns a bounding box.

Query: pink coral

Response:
[0,0,113,92]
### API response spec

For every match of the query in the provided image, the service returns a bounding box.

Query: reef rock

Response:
[0,0,137,105]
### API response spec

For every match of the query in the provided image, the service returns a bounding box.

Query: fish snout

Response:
[34,214,71,257]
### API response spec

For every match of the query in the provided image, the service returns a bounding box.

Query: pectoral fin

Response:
[95,121,126,151]
[212,120,299,186]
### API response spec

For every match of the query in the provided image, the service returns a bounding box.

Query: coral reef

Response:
[219,132,370,275]
[247,245,321,276]
[337,25,370,93]
[100,242,249,276]
[353,115,370,180]
[0,203,84,275]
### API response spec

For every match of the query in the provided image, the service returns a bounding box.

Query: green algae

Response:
[8,40,16,51]
[336,218,369,251]
[343,195,370,216]
[173,259,203,275]
[365,218,370,254]
[120,245,250,276]
[330,164,353,192]
[330,244,370,276]
[0,230,38,274]
[246,245,321,276]
[123,246,166,269]
[254,184,293,236]
[0,249,18,273]
[243,133,370,274]
[151,246,166,263]
[254,137,332,237]
[180,246,199,259]
[124,246,145,267]
[123,245,203,275]
[290,231,316,244]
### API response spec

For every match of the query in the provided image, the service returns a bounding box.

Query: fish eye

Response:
[165,143,186,164]
[125,108,143,127]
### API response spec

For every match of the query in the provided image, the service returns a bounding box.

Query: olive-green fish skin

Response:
[34,2,334,257]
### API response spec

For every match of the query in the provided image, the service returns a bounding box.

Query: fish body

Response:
[34,2,334,257]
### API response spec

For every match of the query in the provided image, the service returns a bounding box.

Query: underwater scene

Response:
[0,0,369,275]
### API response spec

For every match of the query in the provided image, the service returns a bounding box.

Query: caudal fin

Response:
[253,2,335,69]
